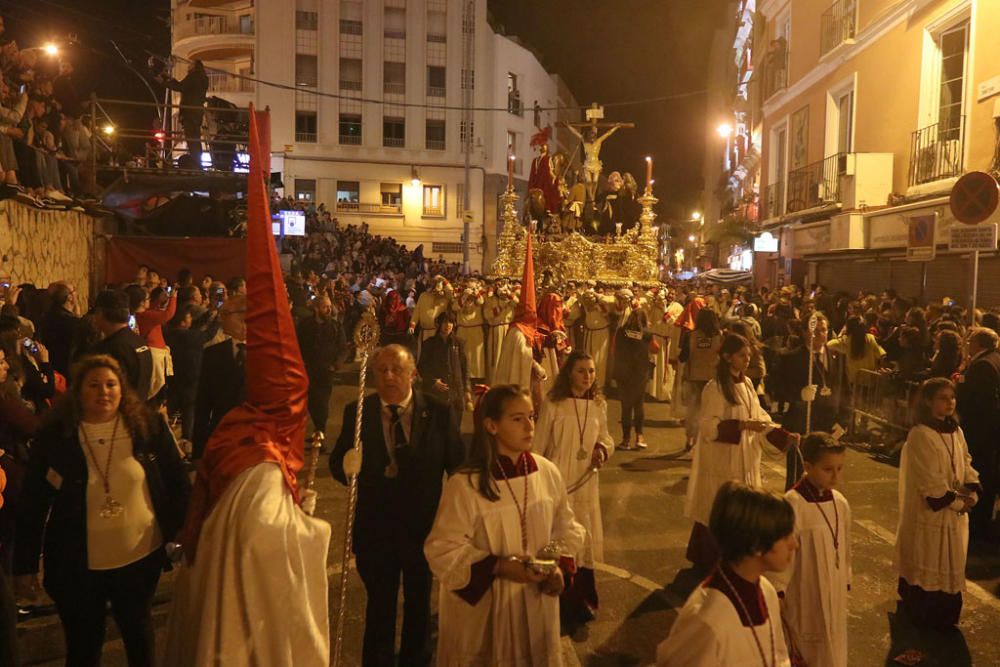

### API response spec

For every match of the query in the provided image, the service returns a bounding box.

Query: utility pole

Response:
[461,0,475,274]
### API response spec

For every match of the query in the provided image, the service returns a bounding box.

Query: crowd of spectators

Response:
[0,16,92,209]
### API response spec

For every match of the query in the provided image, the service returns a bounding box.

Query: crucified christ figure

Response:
[560,119,632,202]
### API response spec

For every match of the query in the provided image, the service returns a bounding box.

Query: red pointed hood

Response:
[177,105,310,563]
[512,232,537,341]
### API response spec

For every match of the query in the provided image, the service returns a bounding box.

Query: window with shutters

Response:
[456,183,465,216]
[383,117,405,148]
[339,114,362,145]
[427,9,446,42]
[384,62,405,95]
[296,54,318,87]
[381,183,402,210]
[460,120,475,148]
[340,58,362,91]
[426,119,445,150]
[427,66,446,97]
[340,0,362,34]
[384,7,406,39]
[295,11,318,30]
[423,185,444,216]
[295,111,317,142]
[295,179,316,202]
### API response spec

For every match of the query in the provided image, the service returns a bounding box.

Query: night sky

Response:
[0,0,728,218]
[489,0,731,219]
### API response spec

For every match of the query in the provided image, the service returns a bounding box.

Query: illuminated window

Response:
[423,185,443,216]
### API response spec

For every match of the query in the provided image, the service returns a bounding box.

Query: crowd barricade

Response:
[846,369,921,458]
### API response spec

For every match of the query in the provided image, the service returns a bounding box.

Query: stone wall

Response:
[0,201,99,311]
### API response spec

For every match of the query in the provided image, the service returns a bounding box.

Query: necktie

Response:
[388,404,408,450]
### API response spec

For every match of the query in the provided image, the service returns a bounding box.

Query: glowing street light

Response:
[716,123,734,138]
[410,165,421,188]
[42,43,59,57]
[102,124,115,137]
[688,234,697,243]
[692,211,702,221]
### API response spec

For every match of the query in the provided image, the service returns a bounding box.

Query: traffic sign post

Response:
[950,172,1000,326]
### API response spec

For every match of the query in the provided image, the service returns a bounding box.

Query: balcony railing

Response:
[427,139,445,150]
[340,80,362,91]
[384,29,406,39]
[384,82,406,95]
[207,74,255,93]
[295,132,317,143]
[427,33,446,43]
[339,133,362,145]
[908,117,966,187]
[785,153,847,213]
[762,47,788,100]
[175,15,254,40]
[427,85,446,97]
[820,0,857,56]
[340,19,362,35]
[336,201,403,214]
[383,137,405,148]
[507,91,523,116]
[763,181,785,220]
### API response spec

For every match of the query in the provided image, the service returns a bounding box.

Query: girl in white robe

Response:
[768,433,851,667]
[425,385,585,667]
[658,481,795,667]
[895,378,980,628]
[684,333,799,571]
[537,351,615,619]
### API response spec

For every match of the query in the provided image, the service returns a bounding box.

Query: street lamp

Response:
[716,123,734,138]
[42,43,59,57]
[688,234,697,243]
[692,211,702,221]
[410,166,421,188]
[102,124,115,137]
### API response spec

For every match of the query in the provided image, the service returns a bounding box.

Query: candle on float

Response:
[508,155,515,190]
[615,222,623,236]
[645,156,653,193]
[530,219,538,233]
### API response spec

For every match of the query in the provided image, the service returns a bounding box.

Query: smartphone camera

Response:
[22,338,38,354]
[128,314,137,331]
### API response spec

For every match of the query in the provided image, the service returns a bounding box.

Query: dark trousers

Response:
[48,549,162,667]
[0,572,18,667]
[968,445,997,540]
[180,111,204,158]
[307,373,334,438]
[619,380,646,438]
[168,381,197,441]
[355,543,432,667]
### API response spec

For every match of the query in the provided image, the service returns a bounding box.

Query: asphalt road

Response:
[29,380,1000,666]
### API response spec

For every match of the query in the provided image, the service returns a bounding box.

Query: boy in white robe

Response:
[768,433,851,667]
[425,385,585,667]
[658,481,795,666]
[896,378,980,628]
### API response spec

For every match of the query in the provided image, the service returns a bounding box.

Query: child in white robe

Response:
[769,432,851,667]
[537,351,615,622]
[684,333,799,571]
[896,378,980,628]
[658,481,795,666]
[425,385,585,666]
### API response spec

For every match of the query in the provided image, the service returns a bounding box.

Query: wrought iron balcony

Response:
[340,80,362,91]
[762,47,788,100]
[336,201,403,214]
[383,82,406,95]
[908,117,965,186]
[427,85,446,97]
[426,139,445,150]
[763,181,784,220]
[785,153,848,213]
[507,91,523,117]
[383,136,405,148]
[820,0,856,56]
[339,134,362,145]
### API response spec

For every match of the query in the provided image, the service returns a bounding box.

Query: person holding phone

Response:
[684,333,800,572]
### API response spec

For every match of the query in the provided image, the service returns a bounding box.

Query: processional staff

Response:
[332,309,381,667]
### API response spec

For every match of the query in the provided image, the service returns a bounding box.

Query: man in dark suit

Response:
[192,300,247,459]
[330,344,463,667]
[956,327,1000,541]
[776,313,848,488]
[89,290,152,399]
[296,295,347,446]
[416,311,471,433]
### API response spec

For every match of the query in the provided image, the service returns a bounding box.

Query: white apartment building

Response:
[171,0,579,270]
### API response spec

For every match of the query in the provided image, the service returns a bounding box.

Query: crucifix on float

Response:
[559,103,634,202]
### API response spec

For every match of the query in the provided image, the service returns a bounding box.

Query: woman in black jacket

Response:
[14,354,190,667]
[614,306,653,450]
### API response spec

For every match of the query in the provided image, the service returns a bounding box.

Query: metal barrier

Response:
[847,369,920,457]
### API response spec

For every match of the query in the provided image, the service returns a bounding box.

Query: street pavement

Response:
[314,381,1000,667]
[26,380,1000,665]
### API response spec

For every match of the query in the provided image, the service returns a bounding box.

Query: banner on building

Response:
[906,213,937,262]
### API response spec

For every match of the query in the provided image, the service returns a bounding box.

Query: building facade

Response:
[711,0,1000,304]
[171,0,578,271]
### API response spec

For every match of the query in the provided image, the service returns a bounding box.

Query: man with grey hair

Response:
[330,344,463,666]
[957,326,1000,541]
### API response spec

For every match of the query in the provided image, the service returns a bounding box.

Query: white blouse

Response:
[79,418,163,570]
